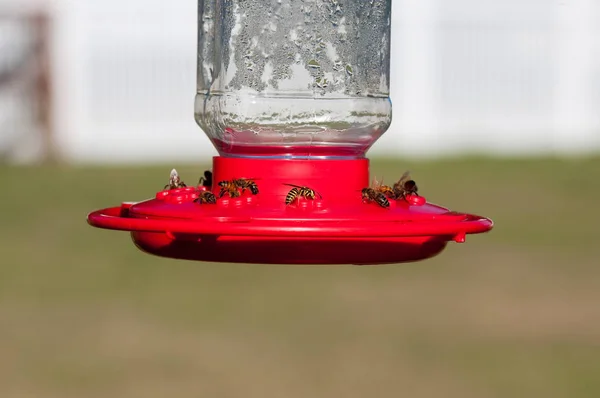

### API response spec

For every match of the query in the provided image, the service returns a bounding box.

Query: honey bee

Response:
[194,191,217,204]
[361,187,390,208]
[217,180,241,198]
[373,177,397,199]
[198,170,213,188]
[284,184,322,205]
[233,178,259,195]
[393,171,419,201]
[164,169,187,190]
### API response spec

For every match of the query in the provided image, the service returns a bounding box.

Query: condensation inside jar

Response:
[195,0,392,159]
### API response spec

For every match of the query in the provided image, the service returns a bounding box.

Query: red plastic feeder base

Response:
[87,157,493,265]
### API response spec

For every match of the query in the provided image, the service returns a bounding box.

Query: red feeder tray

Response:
[87,157,493,265]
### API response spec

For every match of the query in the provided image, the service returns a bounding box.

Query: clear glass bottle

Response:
[195,0,392,159]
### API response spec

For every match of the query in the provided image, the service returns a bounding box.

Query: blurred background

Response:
[1,0,599,397]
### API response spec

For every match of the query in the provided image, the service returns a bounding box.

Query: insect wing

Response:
[398,170,411,184]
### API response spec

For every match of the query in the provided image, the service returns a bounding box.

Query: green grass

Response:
[0,156,599,398]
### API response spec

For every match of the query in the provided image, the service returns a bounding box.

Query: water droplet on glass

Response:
[345,64,353,76]
[316,78,328,89]
[308,59,321,69]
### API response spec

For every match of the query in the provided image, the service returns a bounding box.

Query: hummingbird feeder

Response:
[87,0,493,265]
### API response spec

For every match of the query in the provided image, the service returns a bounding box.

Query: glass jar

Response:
[195,0,392,159]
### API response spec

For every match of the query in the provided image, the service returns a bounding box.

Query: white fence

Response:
[1,0,599,163]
